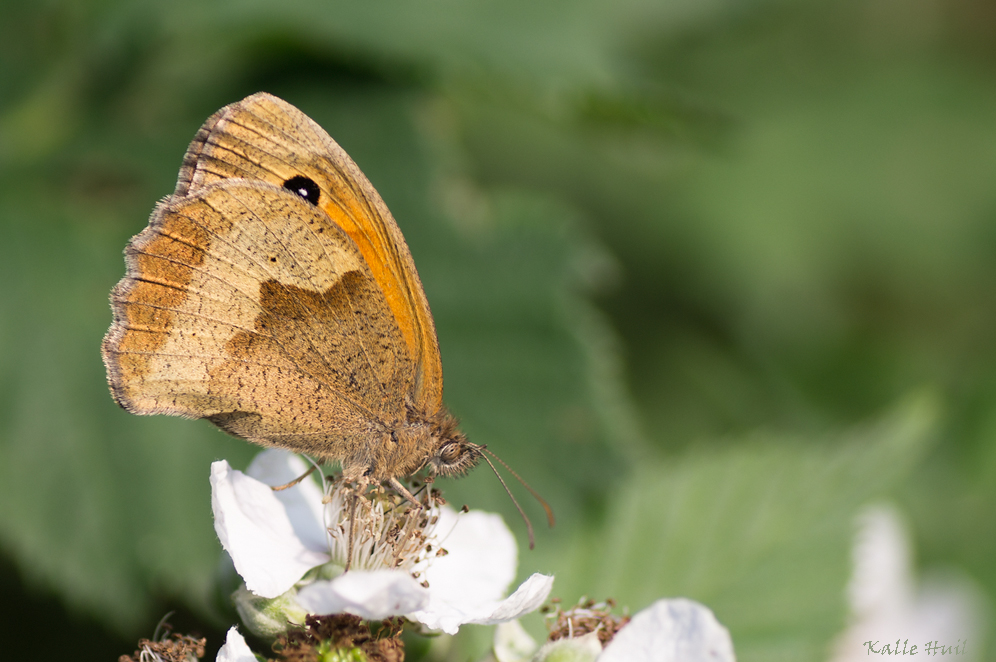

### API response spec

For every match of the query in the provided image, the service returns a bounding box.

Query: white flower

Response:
[215,627,256,662]
[830,504,984,661]
[495,619,546,662]
[598,599,736,662]
[211,449,553,636]
[211,452,329,599]
[494,599,736,662]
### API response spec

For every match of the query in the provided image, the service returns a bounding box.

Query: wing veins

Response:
[204,190,386,422]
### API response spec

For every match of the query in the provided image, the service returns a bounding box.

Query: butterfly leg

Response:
[344,485,360,573]
[388,477,423,509]
[342,474,374,573]
[270,463,318,491]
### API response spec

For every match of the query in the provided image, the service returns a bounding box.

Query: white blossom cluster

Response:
[210,449,737,662]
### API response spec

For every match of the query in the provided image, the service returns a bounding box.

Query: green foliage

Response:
[574,396,935,662]
[1,0,995,660]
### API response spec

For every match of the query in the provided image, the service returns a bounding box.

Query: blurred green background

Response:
[2,0,995,660]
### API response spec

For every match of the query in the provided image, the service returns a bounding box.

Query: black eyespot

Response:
[283,176,320,206]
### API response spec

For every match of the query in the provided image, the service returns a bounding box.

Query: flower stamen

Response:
[321,478,448,579]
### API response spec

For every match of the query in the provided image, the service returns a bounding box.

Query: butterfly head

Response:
[419,411,555,550]
[426,417,481,477]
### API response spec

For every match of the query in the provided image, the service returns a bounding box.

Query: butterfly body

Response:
[102,93,478,486]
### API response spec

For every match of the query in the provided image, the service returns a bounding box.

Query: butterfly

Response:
[101,92,482,505]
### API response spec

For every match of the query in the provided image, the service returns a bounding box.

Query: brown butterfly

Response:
[102,93,552,543]
[101,92,486,496]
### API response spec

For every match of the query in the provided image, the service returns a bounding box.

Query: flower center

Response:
[322,480,445,582]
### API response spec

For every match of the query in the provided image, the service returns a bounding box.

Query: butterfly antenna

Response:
[479,452,536,549]
[480,446,556,528]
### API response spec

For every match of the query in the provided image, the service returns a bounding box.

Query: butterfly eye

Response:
[439,443,463,465]
[282,176,321,206]
[430,441,480,477]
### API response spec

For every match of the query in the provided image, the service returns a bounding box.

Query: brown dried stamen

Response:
[543,597,631,646]
[274,613,404,662]
[118,620,206,662]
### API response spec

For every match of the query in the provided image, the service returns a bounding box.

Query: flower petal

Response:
[296,569,430,620]
[246,449,328,553]
[597,599,735,662]
[211,460,330,598]
[421,508,517,607]
[494,620,539,662]
[473,573,556,624]
[215,627,257,662]
[411,572,554,635]
[408,505,532,634]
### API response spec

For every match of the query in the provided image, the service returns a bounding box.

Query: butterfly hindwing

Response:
[103,179,416,458]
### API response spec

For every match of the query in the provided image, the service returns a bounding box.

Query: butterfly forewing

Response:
[170,93,443,413]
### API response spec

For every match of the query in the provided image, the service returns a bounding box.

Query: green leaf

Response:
[546,395,937,662]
